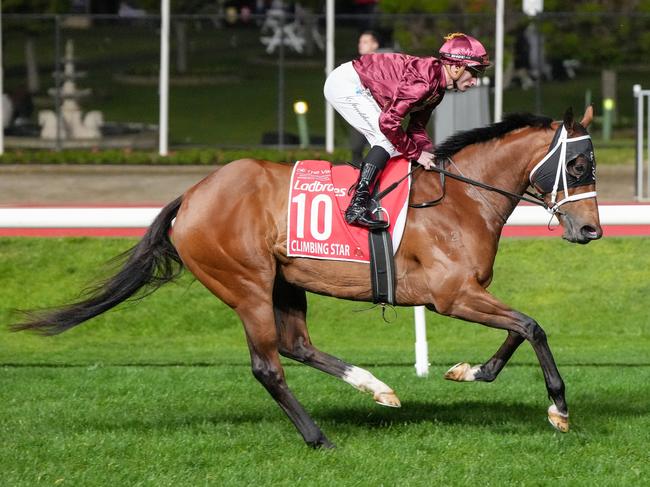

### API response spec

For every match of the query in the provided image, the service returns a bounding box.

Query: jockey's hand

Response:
[417,151,436,170]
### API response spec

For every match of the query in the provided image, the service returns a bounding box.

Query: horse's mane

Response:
[434,113,553,160]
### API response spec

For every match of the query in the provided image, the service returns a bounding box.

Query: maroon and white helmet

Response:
[439,33,490,73]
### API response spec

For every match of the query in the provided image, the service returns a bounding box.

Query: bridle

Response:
[528,125,597,214]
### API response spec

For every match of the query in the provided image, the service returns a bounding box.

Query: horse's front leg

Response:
[444,330,523,382]
[440,283,569,433]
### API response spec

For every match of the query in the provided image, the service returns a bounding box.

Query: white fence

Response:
[1,205,650,228]
[634,84,650,200]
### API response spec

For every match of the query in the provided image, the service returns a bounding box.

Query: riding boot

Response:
[345,146,390,229]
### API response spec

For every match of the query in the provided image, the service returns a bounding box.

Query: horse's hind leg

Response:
[442,282,569,432]
[273,277,401,408]
[185,262,333,448]
[238,298,334,448]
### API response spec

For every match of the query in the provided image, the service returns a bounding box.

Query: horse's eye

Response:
[567,159,587,178]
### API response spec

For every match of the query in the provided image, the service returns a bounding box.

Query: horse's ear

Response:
[563,107,574,130]
[580,105,594,128]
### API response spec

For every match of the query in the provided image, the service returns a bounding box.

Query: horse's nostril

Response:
[580,225,602,240]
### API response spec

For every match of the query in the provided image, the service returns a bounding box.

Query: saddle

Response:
[287,159,413,304]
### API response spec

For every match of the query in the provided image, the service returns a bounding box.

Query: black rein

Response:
[374,160,549,211]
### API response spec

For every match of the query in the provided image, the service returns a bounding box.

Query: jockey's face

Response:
[358,34,379,55]
[455,68,478,92]
[444,64,479,92]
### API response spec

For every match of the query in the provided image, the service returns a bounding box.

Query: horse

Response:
[11,106,602,448]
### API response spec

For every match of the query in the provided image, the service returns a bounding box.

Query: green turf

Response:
[2,365,648,486]
[1,237,649,485]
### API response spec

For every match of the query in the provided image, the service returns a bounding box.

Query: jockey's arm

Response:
[406,105,435,154]
[378,76,431,161]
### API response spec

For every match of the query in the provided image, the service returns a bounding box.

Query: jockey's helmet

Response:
[438,33,490,75]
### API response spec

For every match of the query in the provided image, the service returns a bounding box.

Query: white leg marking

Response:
[444,362,482,382]
[342,366,401,408]
[343,366,392,394]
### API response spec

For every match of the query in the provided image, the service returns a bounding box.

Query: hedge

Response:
[0,143,633,167]
[0,148,354,166]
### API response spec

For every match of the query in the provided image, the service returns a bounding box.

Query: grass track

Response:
[2,365,648,485]
[1,237,649,485]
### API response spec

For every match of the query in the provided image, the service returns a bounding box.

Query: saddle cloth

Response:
[287,158,411,263]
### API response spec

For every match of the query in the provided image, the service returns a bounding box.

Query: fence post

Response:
[325,0,335,153]
[54,15,62,152]
[277,5,285,150]
[632,85,650,201]
[159,1,170,156]
[0,7,4,155]
[602,70,616,141]
[414,306,429,377]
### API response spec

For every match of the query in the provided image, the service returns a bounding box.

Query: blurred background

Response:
[1,1,649,156]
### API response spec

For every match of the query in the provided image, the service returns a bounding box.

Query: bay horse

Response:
[12,107,602,448]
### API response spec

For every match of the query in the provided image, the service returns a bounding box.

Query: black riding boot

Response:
[345,146,390,229]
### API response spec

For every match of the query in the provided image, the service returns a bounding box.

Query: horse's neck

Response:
[441,130,548,225]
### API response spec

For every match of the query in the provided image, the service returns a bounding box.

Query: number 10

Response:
[292,193,333,240]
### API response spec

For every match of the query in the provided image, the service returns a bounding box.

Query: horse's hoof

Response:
[547,405,569,433]
[444,362,479,382]
[309,436,336,449]
[317,439,336,449]
[374,391,401,408]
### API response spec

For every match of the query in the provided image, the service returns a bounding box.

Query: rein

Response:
[374,160,550,211]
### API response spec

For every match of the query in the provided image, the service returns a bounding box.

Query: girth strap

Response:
[368,228,396,305]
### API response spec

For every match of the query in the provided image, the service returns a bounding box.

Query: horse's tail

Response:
[10,196,184,336]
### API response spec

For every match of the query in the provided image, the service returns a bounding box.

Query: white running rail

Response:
[1,205,650,228]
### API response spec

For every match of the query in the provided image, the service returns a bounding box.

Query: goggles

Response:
[466,65,487,77]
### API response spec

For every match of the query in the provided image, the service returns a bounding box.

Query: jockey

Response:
[324,32,490,229]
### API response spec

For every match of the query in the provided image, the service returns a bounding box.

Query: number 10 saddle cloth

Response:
[287,158,411,264]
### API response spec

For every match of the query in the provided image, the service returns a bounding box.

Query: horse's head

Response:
[529,106,602,244]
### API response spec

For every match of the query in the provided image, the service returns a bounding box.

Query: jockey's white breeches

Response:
[324,62,400,157]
